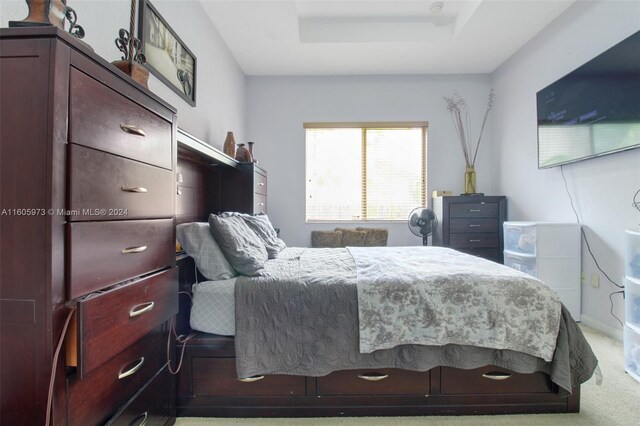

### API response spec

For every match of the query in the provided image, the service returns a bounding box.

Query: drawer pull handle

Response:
[118,357,145,379]
[121,186,148,193]
[357,373,389,382]
[468,209,481,212]
[121,245,148,254]
[469,224,481,228]
[120,124,146,137]
[237,375,265,383]
[129,301,155,318]
[130,411,148,426]
[469,239,481,243]
[258,182,265,186]
[257,202,265,206]
[482,372,512,381]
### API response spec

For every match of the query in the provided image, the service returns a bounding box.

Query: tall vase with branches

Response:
[444,90,495,194]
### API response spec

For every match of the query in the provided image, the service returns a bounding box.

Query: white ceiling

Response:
[199,0,576,75]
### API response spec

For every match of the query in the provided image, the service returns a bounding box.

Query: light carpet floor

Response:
[176,325,640,426]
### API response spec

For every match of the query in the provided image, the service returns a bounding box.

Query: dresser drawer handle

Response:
[118,357,145,379]
[469,224,481,228]
[121,186,148,193]
[468,209,481,212]
[258,182,265,186]
[482,372,512,381]
[257,202,265,206]
[121,245,148,254]
[129,301,154,318]
[237,375,265,383]
[120,124,146,137]
[130,411,148,426]
[357,373,389,382]
[469,239,481,243]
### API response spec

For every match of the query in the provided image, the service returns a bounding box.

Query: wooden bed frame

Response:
[174,131,580,417]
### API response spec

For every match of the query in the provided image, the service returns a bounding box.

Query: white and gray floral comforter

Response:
[350,246,561,361]
[234,247,597,395]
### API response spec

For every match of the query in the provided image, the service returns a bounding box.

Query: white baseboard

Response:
[580,314,623,341]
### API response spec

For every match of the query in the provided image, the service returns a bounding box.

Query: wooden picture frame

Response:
[138,0,196,106]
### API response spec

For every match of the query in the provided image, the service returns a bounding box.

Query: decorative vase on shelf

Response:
[247,141,255,162]
[235,143,253,163]
[223,131,236,158]
[464,165,476,195]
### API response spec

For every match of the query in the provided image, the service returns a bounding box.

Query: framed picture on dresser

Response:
[138,0,197,106]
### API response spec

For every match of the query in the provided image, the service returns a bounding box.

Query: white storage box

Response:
[504,251,536,276]
[625,229,640,280]
[625,277,640,333]
[624,326,640,382]
[504,223,537,254]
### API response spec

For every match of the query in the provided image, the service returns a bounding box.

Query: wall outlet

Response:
[590,272,600,288]
[581,273,587,285]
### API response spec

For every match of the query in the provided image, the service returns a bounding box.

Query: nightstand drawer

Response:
[67,329,166,426]
[254,193,267,214]
[68,219,175,299]
[254,171,267,195]
[450,218,499,234]
[449,203,499,218]
[450,233,500,248]
[317,368,430,396]
[69,68,172,170]
[69,144,174,221]
[75,268,178,376]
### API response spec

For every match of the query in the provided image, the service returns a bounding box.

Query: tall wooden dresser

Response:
[0,28,177,425]
[220,163,268,214]
[433,195,507,263]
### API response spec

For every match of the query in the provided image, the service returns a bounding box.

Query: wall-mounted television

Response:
[537,30,640,169]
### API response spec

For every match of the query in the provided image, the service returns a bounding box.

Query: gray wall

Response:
[1,0,246,148]
[245,75,494,247]
[491,0,640,335]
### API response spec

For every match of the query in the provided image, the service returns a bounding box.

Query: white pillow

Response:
[176,222,236,280]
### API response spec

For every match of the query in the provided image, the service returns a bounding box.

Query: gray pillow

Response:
[208,214,268,276]
[176,222,236,280]
[241,214,286,259]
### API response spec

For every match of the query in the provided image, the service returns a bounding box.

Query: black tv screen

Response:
[537,30,640,168]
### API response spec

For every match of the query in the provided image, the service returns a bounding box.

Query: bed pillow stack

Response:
[176,222,236,280]
[208,214,268,276]
[241,214,287,259]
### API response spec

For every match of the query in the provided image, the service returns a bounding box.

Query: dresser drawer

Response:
[254,171,267,195]
[69,144,174,221]
[191,358,305,396]
[69,68,172,170]
[68,219,175,299]
[450,233,500,249]
[449,202,499,218]
[254,193,267,214]
[105,366,173,426]
[440,366,553,395]
[317,368,430,396]
[67,329,166,426]
[449,218,499,234]
[457,248,502,263]
[76,268,178,376]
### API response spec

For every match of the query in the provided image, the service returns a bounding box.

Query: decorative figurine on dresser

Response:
[432,195,507,263]
[0,27,177,425]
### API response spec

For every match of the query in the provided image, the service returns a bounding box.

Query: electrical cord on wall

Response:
[46,307,77,426]
[560,165,624,327]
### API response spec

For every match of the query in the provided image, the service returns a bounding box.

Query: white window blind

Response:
[305,123,427,222]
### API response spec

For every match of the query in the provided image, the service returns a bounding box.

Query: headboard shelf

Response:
[177,128,238,169]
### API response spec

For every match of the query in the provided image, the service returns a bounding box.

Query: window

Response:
[305,122,427,221]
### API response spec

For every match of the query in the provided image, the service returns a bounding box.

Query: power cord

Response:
[560,165,625,326]
[166,291,197,375]
[46,307,77,426]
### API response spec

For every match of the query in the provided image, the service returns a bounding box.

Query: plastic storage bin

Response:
[626,229,640,280]
[625,278,640,333]
[504,223,537,254]
[504,251,536,276]
[624,326,640,382]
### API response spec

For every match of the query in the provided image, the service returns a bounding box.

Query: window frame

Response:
[304,122,428,223]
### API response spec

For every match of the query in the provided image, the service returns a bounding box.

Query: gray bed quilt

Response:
[234,247,598,395]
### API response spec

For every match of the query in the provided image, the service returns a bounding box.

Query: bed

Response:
[173,132,597,417]
[176,238,597,417]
